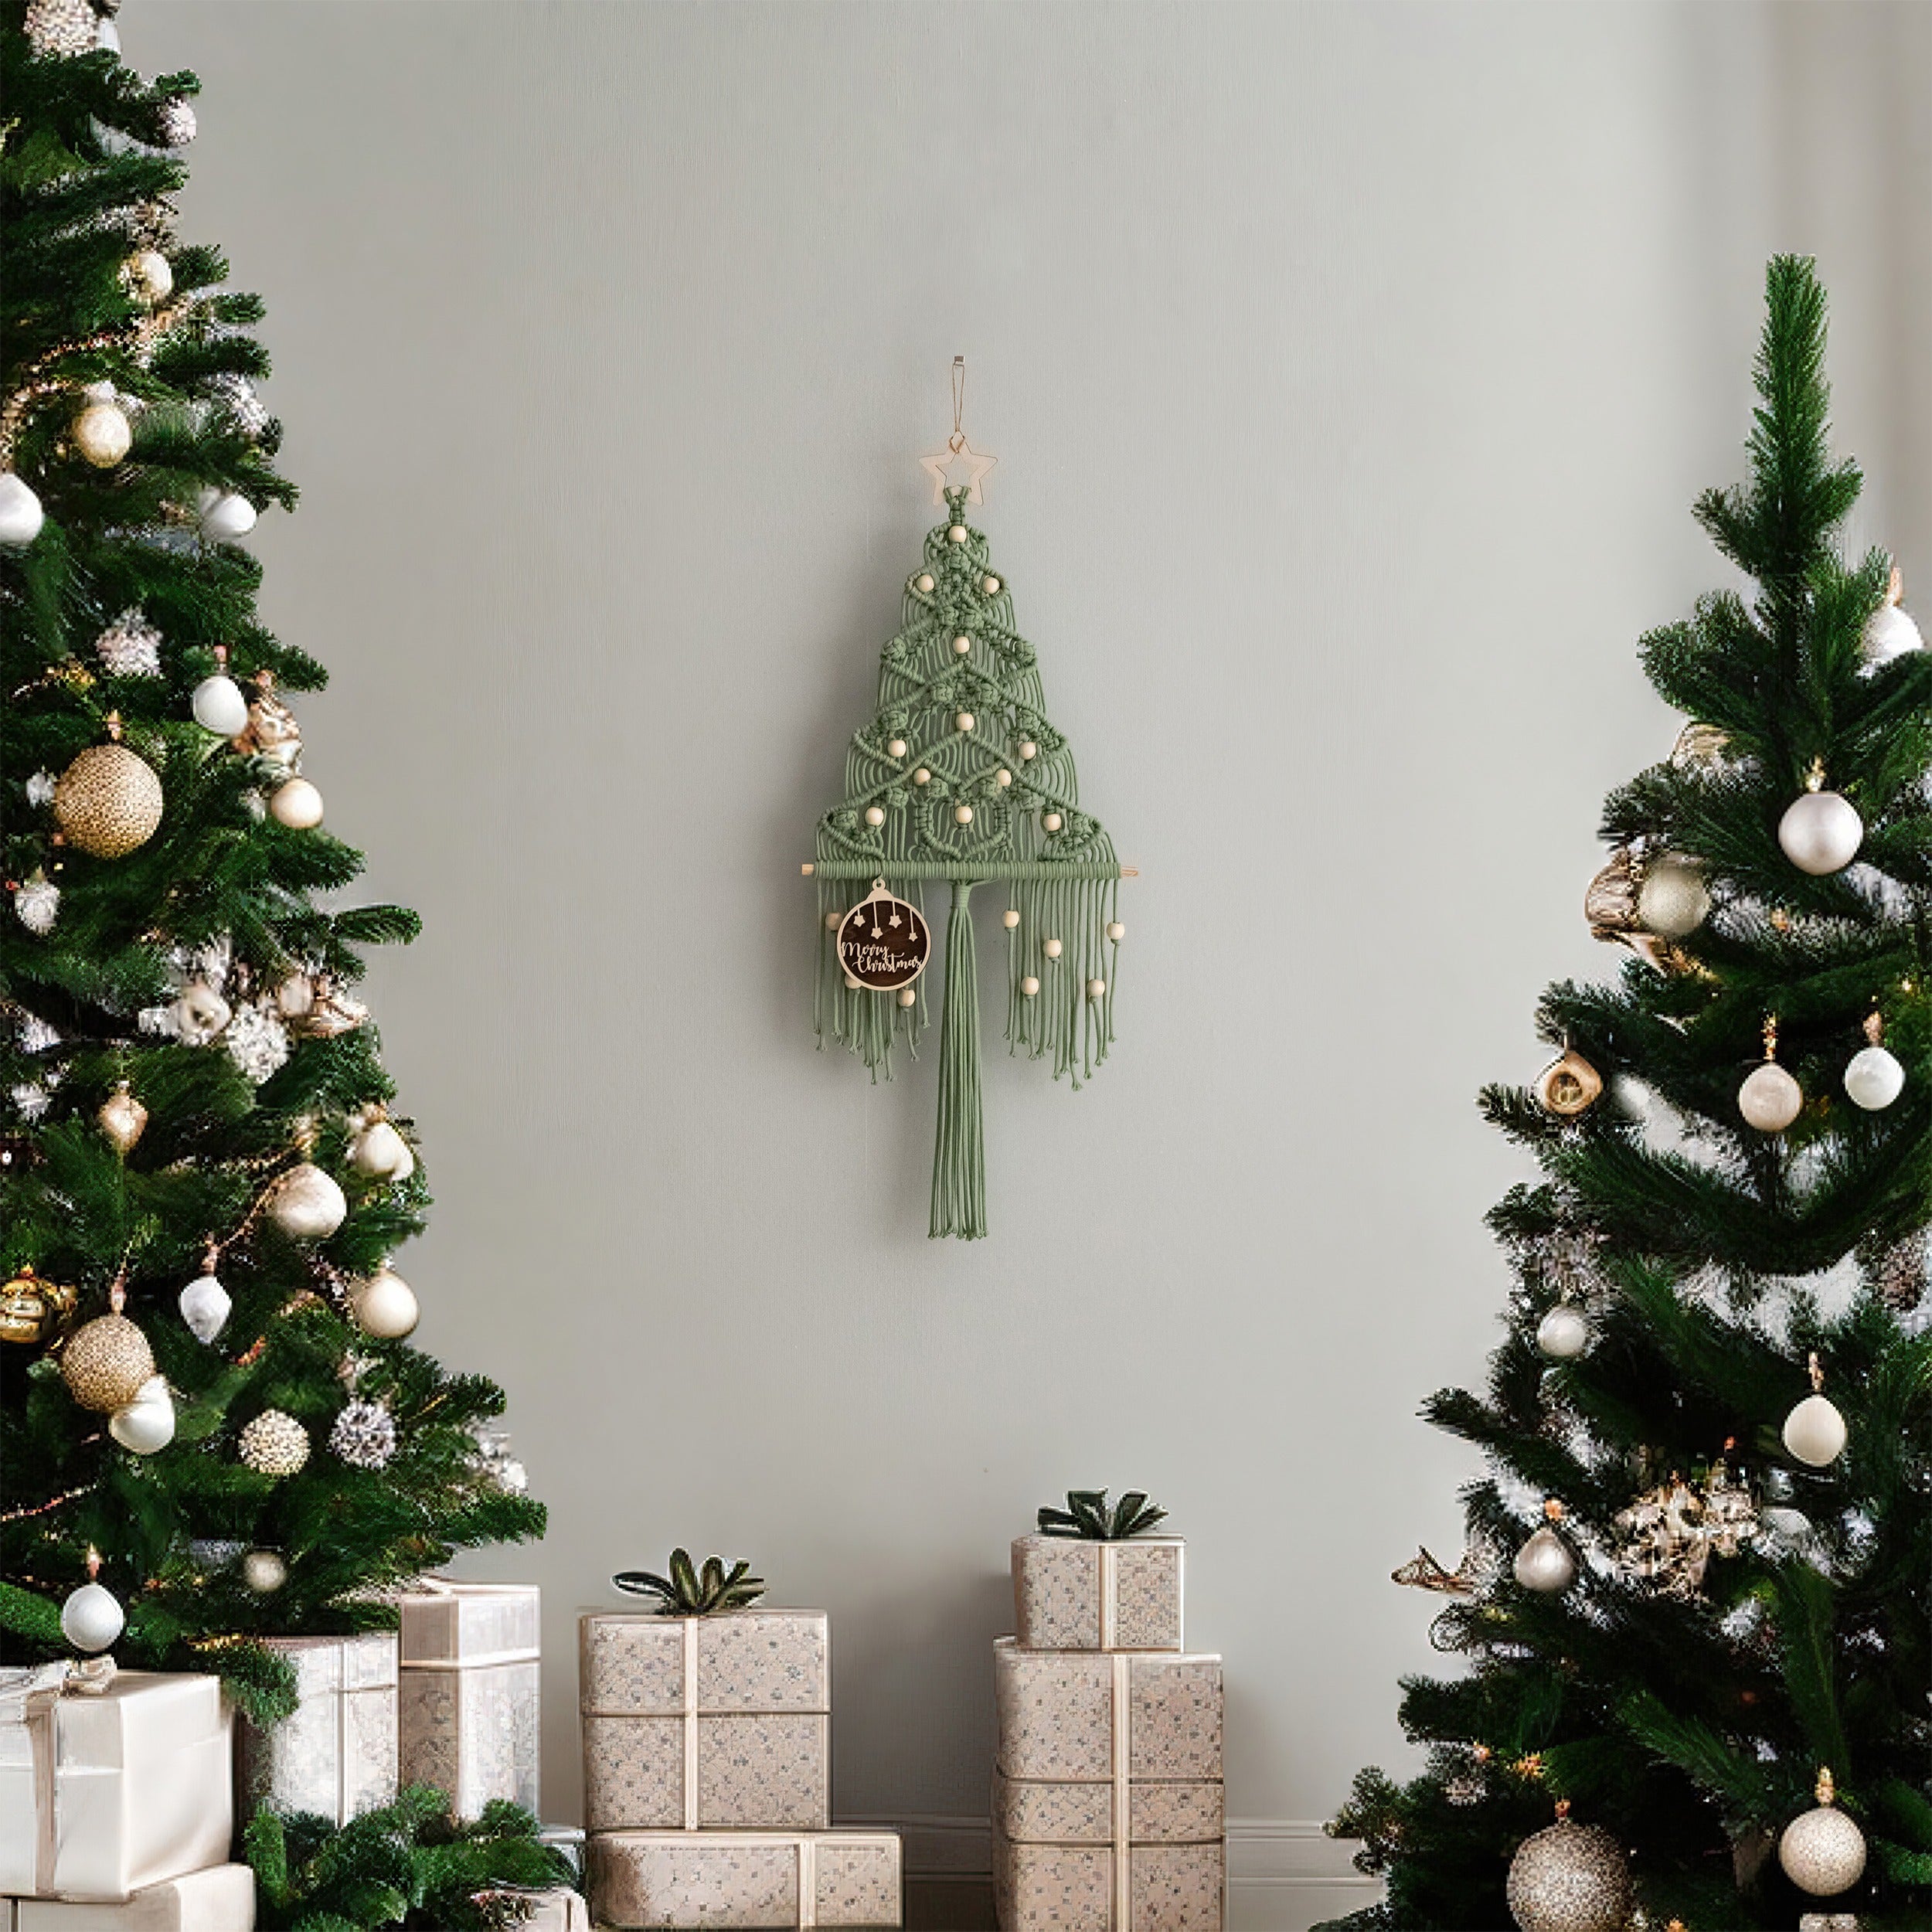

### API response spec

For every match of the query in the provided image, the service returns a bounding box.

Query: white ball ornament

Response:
[952,634,971,655]
[1740,1061,1804,1133]
[350,1267,420,1339]
[1779,786,1862,876]
[1780,1772,1867,1897]
[172,981,231,1045]
[1863,599,1923,668]
[1002,909,1021,930]
[73,400,132,468]
[1107,920,1125,942]
[268,1162,347,1240]
[0,473,46,547]
[60,1578,124,1654]
[955,804,974,824]
[108,1376,175,1454]
[1043,938,1063,960]
[1513,1505,1577,1593]
[191,674,250,736]
[351,1117,415,1182]
[178,1270,232,1344]
[198,488,257,541]
[1783,1392,1848,1468]
[863,805,886,828]
[1636,853,1709,938]
[1020,976,1040,997]
[270,777,324,829]
[1843,1043,1904,1111]
[125,248,172,302]
[1536,1305,1591,1360]
[241,1549,288,1594]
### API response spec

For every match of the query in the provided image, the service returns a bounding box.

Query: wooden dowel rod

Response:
[797,861,1138,883]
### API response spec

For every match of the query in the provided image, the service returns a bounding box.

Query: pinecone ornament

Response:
[239,1408,309,1477]
[24,0,98,58]
[329,1399,397,1470]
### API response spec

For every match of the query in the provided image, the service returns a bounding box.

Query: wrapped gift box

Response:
[579,1611,830,1832]
[0,1667,232,1903]
[587,1830,900,1929]
[397,1580,541,1817]
[992,1641,1223,1932]
[489,1889,587,1931]
[233,1632,397,1826]
[8,1862,255,1930]
[1011,1536,1185,1652]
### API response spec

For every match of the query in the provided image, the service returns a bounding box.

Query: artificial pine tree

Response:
[1323,259,1932,1930]
[811,483,1128,1240]
[0,6,542,1722]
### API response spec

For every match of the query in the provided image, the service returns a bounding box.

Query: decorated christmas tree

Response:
[810,427,1130,1240]
[1323,259,1932,1930]
[0,2,542,1720]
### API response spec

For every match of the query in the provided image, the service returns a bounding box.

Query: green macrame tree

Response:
[1321,260,1932,1929]
[810,485,1128,1240]
[0,5,541,1718]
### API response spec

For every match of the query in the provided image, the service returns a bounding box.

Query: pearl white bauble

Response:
[241,1549,288,1594]
[350,1267,419,1339]
[1779,1804,1867,1897]
[1043,811,1063,833]
[1740,1061,1804,1132]
[887,738,907,757]
[178,1271,232,1343]
[172,981,231,1045]
[1779,790,1863,876]
[956,711,975,732]
[268,1162,348,1240]
[1863,601,1923,667]
[73,401,132,468]
[1512,1525,1577,1593]
[109,1376,175,1454]
[1087,978,1106,999]
[350,1117,414,1182]
[983,574,1001,594]
[947,525,967,543]
[0,473,46,546]
[1043,938,1063,960]
[952,634,971,655]
[1002,909,1021,929]
[1637,853,1710,938]
[896,988,917,1009]
[1020,976,1040,997]
[1843,1044,1904,1111]
[1783,1393,1848,1468]
[1019,741,1036,760]
[913,768,931,785]
[915,573,934,593]
[1107,921,1126,942]
[198,488,257,541]
[995,769,1012,787]
[191,674,250,735]
[126,248,172,302]
[863,805,885,827]
[955,804,973,824]
[60,1580,124,1653]
[1536,1306,1591,1359]
[269,777,324,829]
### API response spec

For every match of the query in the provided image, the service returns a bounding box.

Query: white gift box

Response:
[1011,1537,1186,1652]
[0,1668,232,1903]
[233,1632,397,1826]
[587,1830,900,1930]
[397,1580,541,1818]
[7,1862,255,1930]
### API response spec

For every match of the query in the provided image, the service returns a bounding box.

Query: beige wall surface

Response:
[149,2,1929,1921]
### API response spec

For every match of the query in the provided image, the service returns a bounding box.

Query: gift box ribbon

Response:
[1108,1655,1131,1930]
[5,1657,117,1893]
[681,1619,700,1831]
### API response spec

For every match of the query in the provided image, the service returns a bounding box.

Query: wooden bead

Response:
[887,738,907,757]
[1002,909,1020,929]
[844,973,861,990]
[1107,921,1125,941]
[982,575,1000,594]
[955,804,974,824]
[913,767,931,785]
[1043,938,1063,959]
[825,912,841,930]
[1087,978,1106,999]
[1021,976,1040,997]
[947,526,967,543]
[956,712,975,732]
[915,573,934,593]
[952,634,971,655]
[896,987,917,1009]
[864,805,885,826]
[995,769,1012,787]
[1019,741,1037,760]
[1043,811,1063,832]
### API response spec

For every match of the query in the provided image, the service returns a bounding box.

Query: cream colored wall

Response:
[148,3,1928,1923]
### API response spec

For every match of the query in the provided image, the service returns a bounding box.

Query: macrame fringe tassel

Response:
[930,880,987,1240]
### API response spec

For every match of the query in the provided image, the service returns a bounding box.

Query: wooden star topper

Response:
[919,356,997,504]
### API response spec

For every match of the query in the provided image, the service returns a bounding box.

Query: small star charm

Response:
[888,911,903,928]
[919,431,997,505]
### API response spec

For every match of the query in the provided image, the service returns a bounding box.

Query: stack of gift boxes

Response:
[995,1530,1226,1932]
[579,1600,902,1928]
[0,1580,576,1930]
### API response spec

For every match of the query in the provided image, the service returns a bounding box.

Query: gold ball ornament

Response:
[1780,1771,1867,1898]
[54,744,164,858]
[73,400,133,468]
[238,1408,310,1478]
[97,1082,147,1155]
[60,1313,156,1413]
[1505,1810,1632,1932]
[0,1268,77,1346]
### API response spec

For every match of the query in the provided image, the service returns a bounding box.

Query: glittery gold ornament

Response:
[53,743,164,858]
[1505,1807,1632,1932]
[0,1267,77,1346]
[1780,1769,1867,1898]
[97,1081,148,1154]
[72,399,133,468]
[238,1408,310,1477]
[60,1311,156,1412]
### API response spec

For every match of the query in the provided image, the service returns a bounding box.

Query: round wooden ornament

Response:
[836,881,933,992]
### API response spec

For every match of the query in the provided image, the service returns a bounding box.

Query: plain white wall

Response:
[147,3,1929,1923]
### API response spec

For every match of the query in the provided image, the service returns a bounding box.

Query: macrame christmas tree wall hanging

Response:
[804,366,1133,1240]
